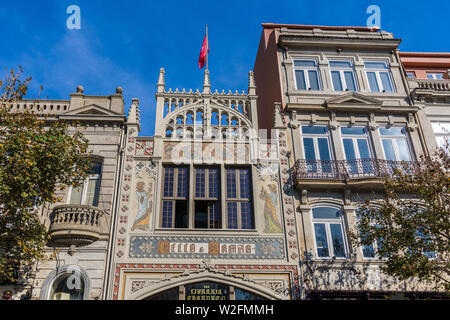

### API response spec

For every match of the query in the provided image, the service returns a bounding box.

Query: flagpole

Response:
[205,24,208,70]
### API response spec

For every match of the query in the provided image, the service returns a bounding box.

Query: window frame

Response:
[160,166,190,229]
[301,125,334,161]
[311,206,349,259]
[329,60,358,92]
[225,167,254,230]
[364,61,396,93]
[67,161,102,207]
[292,59,322,91]
[379,126,413,162]
[193,166,221,229]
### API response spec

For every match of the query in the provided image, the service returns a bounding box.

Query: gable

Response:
[63,104,121,116]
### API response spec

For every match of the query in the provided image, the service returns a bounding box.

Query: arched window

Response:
[40,265,90,300]
[49,272,85,300]
[312,206,348,258]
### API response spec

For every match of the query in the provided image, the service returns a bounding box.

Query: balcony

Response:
[48,205,107,246]
[293,158,414,190]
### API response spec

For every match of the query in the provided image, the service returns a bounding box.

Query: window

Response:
[341,127,373,175]
[68,161,102,206]
[406,71,416,78]
[160,166,254,230]
[364,61,395,93]
[194,167,221,228]
[293,60,321,90]
[431,122,450,150]
[226,167,253,229]
[427,73,444,80]
[161,166,189,228]
[379,127,412,161]
[312,207,347,258]
[329,61,357,91]
[301,125,333,174]
[49,273,85,300]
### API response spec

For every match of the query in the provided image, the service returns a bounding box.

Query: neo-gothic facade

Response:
[1,23,449,300]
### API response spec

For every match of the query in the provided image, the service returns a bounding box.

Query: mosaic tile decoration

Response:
[129,235,286,260]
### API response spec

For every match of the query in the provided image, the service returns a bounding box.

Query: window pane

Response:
[195,168,205,198]
[86,178,100,206]
[318,138,331,160]
[194,201,208,228]
[427,74,434,79]
[70,185,83,205]
[357,139,371,158]
[435,73,444,79]
[341,127,366,135]
[396,140,411,161]
[308,70,320,90]
[227,202,238,229]
[380,72,393,92]
[431,122,450,134]
[163,167,174,197]
[295,70,306,90]
[330,61,352,68]
[303,138,316,160]
[88,162,102,175]
[314,223,329,257]
[161,201,173,228]
[294,60,317,67]
[380,127,405,136]
[331,71,343,91]
[239,169,250,199]
[174,200,188,228]
[367,72,379,92]
[312,207,340,219]
[330,224,346,257]
[365,62,387,69]
[344,71,356,91]
[177,168,188,198]
[226,169,237,198]
[208,168,219,198]
[302,125,327,134]
[382,139,396,161]
[241,202,253,229]
[343,139,356,160]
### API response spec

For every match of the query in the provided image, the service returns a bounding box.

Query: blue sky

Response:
[1,0,449,136]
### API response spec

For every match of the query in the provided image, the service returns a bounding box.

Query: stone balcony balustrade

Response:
[48,204,107,246]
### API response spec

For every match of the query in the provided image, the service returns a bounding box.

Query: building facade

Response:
[1,24,448,301]
[253,23,443,299]
[400,52,450,153]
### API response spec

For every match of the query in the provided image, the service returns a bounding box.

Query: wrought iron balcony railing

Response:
[48,204,106,246]
[293,158,415,181]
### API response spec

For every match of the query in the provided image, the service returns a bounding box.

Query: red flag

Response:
[198,30,209,69]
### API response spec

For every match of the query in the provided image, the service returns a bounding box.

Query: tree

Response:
[351,143,450,292]
[0,67,90,284]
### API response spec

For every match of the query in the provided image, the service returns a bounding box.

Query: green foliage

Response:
[351,145,450,291]
[0,67,90,283]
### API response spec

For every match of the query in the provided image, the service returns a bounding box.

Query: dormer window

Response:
[364,61,395,93]
[293,60,321,90]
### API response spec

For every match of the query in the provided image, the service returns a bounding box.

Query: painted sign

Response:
[185,282,229,301]
[129,236,285,260]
